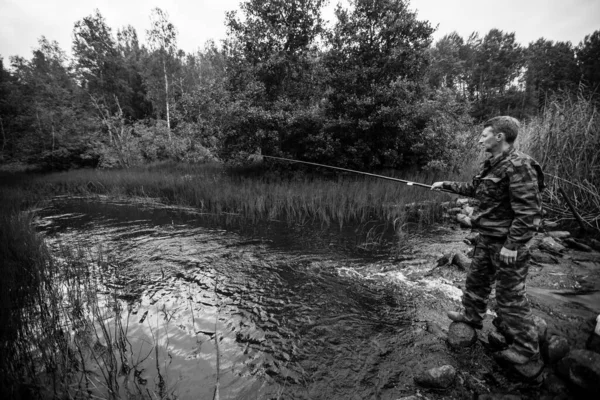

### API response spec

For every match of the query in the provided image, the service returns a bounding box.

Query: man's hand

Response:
[500,246,518,264]
[431,181,445,191]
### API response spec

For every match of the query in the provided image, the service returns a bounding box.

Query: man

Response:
[432,116,544,367]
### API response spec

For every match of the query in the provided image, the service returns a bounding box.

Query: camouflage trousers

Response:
[462,235,539,358]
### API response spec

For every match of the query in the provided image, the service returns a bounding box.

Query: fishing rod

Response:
[255,154,454,194]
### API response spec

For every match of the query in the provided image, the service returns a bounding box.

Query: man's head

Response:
[479,116,520,154]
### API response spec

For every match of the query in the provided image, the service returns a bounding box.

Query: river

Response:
[35,196,446,400]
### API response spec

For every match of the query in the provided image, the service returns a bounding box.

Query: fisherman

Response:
[431,116,544,369]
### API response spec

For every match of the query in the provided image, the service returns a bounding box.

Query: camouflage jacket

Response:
[442,147,544,250]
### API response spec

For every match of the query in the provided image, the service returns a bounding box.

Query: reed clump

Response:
[0,192,176,399]
[518,93,600,232]
[19,163,454,236]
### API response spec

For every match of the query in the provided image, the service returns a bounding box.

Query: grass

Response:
[518,93,600,233]
[15,162,458,235]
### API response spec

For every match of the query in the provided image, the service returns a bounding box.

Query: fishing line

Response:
[254,154,454,194]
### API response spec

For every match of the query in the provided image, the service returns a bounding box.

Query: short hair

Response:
[484,116,520,144]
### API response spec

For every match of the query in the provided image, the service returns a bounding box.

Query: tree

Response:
[321,0,435,168]
[427,32,465,90]
[524,38,578,109]
[0,56,16,158]
[4,38,98,168]
[116,25,152,119]
[146,7,178,137]
[459,29,524,119]
[577,30,600,93]
[472,30,523,98]
[220,0,329,162]
[225,0,327,102]
[72,10,126,106]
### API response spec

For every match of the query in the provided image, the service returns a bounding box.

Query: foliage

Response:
[576,30,600,93]
[0,3,599,180]
[1,38,98,168]
[524,38,579,109]
[318,0,435,169]
[225,0,327,101]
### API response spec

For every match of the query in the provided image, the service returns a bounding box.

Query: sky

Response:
[1,0,599,60]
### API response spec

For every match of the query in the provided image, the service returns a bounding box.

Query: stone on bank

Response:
[414,364,456,389]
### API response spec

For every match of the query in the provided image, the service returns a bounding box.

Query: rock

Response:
[547,231,571,239]
[588,238,600,252]
[556,349,600,391]
[533,316,548,344]
[563,238,593,252]
[540,237,566,253]
[586,332,600,355]
[477,395,522,400]
[436,253,452,267]
[488,331,509,350]
[525,234,544,250]
[456,213,472,228]
[463,205,475,217]
[542,335,570,364]
[531,250,557,264]
[448,207,463,214]
[464,373,489,395]
[396,397,420,400]
[513,358,545,380]
[543,220,559,229]
[457,198,469,205]
[425,321,447,340]
[414,365,456,389]
[447,322,477,348]
[544,372,569,395]
[452,252,472,270]
[465,232,479,245]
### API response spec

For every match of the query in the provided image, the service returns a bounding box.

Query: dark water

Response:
[36,197,419,400]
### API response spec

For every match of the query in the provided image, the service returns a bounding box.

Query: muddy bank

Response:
[34,197,600,399]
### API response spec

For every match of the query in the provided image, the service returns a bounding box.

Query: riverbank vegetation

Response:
[0,197,180,399]
[518,94,600,231]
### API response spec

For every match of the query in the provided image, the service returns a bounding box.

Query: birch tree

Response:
[146,8,178,140]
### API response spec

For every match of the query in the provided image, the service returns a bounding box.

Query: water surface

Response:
[37,197,419,399]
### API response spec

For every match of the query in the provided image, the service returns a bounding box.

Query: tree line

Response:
[1,0,598,171]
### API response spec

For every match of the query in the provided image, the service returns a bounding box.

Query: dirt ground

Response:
[391,223,600,400]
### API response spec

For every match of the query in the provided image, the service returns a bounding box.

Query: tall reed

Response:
[518,93,600,231]
[0,194,176,399]
[21,163,454,236]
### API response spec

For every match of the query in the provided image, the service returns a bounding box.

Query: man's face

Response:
[479,126,502,153]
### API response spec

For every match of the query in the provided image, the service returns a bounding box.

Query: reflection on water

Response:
[36,198,416,399]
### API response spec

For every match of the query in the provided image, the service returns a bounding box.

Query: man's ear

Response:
[496,131,506,142]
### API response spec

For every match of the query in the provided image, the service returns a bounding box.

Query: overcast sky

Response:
[1,0,599,60]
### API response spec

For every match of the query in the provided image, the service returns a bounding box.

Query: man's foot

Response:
[447,311,483,330]
[494,347,539,365]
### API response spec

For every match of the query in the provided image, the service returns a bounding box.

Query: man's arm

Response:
[431,181,476,198]
[504,161,542,251]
